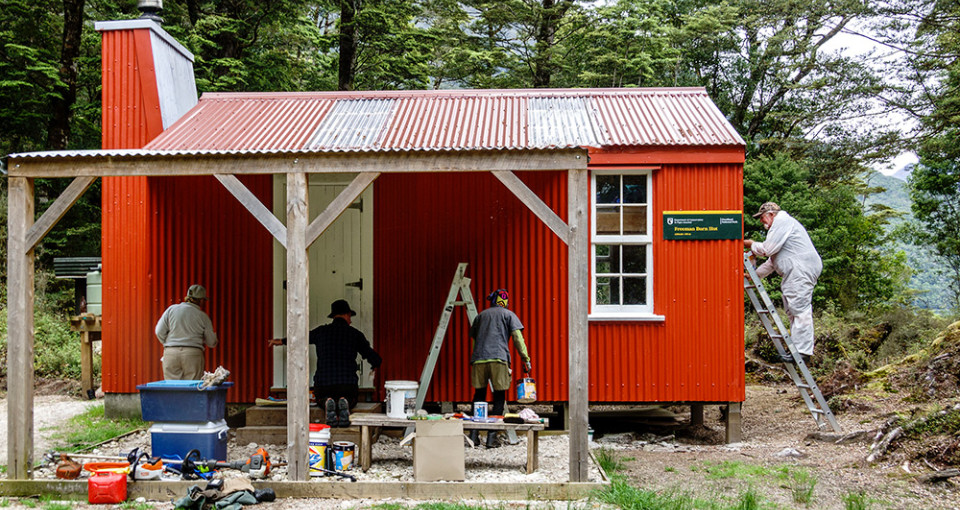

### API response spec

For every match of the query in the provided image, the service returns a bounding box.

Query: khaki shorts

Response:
[162,346,204,380]
[471,361,511,391]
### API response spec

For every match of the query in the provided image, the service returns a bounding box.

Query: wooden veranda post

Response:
[568,168,589,481]
[285,172,310,480]
[7,177,36,479]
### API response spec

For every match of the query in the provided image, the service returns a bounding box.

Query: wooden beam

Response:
[24,176,96,252]
[0,479,606,501]
[492,171,569,244]
[215,174,287,248]
[306,172,379,247]
[7,149,587,178]
[567,168,589,482]
[7,177,36,479]
[285,172,310,481]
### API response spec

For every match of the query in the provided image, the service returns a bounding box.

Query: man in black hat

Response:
[269,299,382,427]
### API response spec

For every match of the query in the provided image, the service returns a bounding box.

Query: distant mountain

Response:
[864,170,950,313]
[891,162,915,181]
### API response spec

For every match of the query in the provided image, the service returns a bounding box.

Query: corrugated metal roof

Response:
[8,88,744,161]
[143,88,743,152]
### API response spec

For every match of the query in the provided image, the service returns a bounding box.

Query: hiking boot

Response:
[781,352,812,366]
[468,430,480,447]
[325,398,338,427]
[485,431,501,449]
[338,397,351,428]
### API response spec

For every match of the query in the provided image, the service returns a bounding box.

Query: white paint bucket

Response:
[384,380,419,419]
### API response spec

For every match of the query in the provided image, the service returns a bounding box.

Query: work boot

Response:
[485,431,501,449]
[338,397,351,428]
[468,430,480,447]
[325,398,338,427]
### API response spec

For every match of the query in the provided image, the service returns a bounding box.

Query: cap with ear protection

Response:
[487,289,509,307]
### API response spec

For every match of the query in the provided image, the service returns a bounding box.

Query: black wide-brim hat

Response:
[328,299,357,318]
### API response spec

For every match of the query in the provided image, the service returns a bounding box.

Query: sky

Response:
[824,25,920,176]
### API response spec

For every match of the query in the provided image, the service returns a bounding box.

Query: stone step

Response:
[234,425,367,446]
[245,402,382,426]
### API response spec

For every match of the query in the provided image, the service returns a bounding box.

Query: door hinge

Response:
[346,278,363,290]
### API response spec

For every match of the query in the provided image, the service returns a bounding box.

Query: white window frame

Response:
[590,169,662,320]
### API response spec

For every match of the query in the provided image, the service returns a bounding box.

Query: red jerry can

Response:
[87,471,127,504]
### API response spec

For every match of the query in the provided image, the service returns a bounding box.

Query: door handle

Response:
[346,278,363,290]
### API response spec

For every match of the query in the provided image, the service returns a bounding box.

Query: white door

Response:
[272,174,375,391]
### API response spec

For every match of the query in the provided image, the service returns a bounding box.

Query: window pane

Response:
[623,277,646,305]
[595,245,612,273]
[622,205,647,235]
[596,175,619,203]
[596,277,614,305]
[622,245,646,273]
[623,175,646,204]
[596,206,620,235]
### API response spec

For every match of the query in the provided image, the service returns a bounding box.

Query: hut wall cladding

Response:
[589,162,745,403]
[145,176,275,402]
[100,27,275,401]
[374,162,743,404]
[100,26,163,392]
[374,171,570,403]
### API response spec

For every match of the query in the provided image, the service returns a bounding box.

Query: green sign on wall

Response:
[663,211,742,240]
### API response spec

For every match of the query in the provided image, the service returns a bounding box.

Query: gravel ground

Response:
[8,382,960,509]
[0,395,100,462]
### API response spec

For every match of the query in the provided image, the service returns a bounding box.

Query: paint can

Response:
[332,441,355,471]
[516,377,537,403]
[384,380,419,418]
[473,401,488,419]
[308,423,331,476]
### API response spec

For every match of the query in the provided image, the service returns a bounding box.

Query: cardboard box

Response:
[413,420,465,481]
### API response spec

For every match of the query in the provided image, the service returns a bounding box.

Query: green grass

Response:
[0,499,10,508]
[788,469,817,505]
[595,448,624,473]
[843,491,871,510]
[48,403,145,452]
[597,477,770,510]
[119,502,154,510]
[701,460,776,480]
[664,466,677,473]
[20,498,37,509]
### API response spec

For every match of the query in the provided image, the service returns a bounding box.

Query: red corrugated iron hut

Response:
[5,19,745,481]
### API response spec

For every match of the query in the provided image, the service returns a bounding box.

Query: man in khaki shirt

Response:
[156,284,218,380]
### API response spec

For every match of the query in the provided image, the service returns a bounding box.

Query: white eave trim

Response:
[94,19,194,62]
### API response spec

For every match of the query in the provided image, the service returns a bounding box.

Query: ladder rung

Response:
[770,334,784,339]
[810,409,825,414]
[797,384,811,389]
[757,309,770,314]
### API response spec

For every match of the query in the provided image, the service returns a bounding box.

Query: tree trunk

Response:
[532,0,570,88]
[47,0,85,150]
[338,0,360,91]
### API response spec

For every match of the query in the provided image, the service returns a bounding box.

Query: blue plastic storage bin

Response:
[137,380,233,422]
[149,420,229,461]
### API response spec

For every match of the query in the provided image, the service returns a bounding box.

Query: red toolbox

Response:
[88,471,127,504]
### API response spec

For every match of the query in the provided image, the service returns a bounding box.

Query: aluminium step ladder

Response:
[411,263,520,443]
[743,253,841,432]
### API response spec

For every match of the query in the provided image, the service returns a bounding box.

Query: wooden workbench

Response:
[349,413,546,474]
[68,314,101,399]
